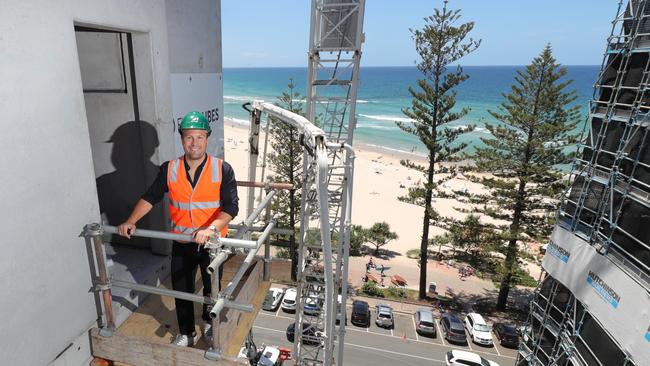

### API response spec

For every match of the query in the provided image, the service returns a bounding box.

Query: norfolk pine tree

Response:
[472,45,581,310]
[268,79,304,280]
[397,1,480,299]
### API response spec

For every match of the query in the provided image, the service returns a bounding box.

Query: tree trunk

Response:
[496,177,528,310]
[419,155,435,299]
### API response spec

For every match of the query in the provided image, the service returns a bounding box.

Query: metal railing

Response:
[83,184,287,361]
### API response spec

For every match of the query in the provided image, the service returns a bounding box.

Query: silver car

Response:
[415,308,437,337]
[375,304,394,328]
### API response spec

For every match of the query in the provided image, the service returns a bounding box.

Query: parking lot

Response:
[259,301,519,362]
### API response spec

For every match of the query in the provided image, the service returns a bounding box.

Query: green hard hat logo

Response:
[179,111,211,135]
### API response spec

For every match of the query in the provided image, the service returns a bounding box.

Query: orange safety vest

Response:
[167,155,228,238]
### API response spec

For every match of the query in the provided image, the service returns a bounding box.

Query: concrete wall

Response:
[0,1,175,365]
[166,0,226,158]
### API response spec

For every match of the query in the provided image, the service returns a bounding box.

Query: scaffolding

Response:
[83,181,288,364]
[519,1,650,365]
[558,0,650,286]
[518,275,638,366]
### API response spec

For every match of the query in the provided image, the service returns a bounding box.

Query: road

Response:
[250,305,519,366]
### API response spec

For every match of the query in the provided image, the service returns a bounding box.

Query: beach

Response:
[224,118,542,295]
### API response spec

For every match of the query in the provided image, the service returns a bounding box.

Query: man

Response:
[117,111,238,347]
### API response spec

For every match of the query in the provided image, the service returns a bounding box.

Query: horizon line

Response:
[223,64,601,69]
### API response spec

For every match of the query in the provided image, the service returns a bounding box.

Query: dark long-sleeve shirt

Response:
[142,155,239,218]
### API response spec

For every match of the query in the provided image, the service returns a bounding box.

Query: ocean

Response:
[223,66,599,157]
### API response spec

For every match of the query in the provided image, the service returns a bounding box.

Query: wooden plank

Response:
[90,328,247,366]
[216,257,264,354]
[222,273,270,357]
[94,254,268,364]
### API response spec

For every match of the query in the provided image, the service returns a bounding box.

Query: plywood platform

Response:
[90,254,270,365]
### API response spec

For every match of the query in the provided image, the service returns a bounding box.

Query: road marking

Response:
[275,304,282,317]
[411,315,420,342]
[493,339,501,356]
[435,320,446,346]
[390,327,394,337]
[258,311,294,321]
[252,325,516,360]
[344,342,446,364]
[467,337,474,351]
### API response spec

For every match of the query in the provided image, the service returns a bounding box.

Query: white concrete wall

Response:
[166,0,226,158]
[0,1,175,364]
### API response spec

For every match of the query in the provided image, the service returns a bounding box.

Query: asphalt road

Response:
[250,305,519,366]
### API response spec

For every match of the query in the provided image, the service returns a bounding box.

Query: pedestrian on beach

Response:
[380,277,385,287]
[380,264,385,277]
[365,262,370,273]
[368,257,375,268]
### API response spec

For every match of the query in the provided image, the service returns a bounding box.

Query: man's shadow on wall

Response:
[94,120,174,337]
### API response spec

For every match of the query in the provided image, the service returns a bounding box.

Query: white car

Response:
[257,346,281,366]
[281,288,298,312]
[445,349,500,366]
[464,312,493,346]
[262,287,285,311]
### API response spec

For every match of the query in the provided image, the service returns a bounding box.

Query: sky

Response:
[221,0,618,67]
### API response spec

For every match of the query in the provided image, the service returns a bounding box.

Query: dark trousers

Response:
[171,241,223,335]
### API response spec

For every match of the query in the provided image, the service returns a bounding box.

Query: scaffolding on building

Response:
[558,0,650,287]
[519,1,650,365]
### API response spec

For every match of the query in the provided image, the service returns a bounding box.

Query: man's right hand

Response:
[117,222,136,238]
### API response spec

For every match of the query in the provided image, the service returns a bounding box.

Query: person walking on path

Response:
[117,111,239,347]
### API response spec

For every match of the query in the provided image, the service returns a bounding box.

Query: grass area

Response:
[361,282,421,302]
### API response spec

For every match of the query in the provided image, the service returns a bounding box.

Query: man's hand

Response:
[192,228,215,245]
[117,222,136,238]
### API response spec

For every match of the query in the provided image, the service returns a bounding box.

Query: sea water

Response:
[223,66,599,158]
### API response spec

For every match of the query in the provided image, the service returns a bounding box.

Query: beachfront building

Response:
[517,1,650,365]
[1,1,225,364]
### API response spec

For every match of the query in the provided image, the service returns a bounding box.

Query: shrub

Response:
[386,286,407,298]
[406,248,420,259]
[361,282,384,297]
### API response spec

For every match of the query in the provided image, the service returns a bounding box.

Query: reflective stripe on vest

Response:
[169,199,222,211]
[169,159,180,183]
[166,155,228,238]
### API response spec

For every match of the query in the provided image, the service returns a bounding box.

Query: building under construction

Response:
[517,1,650,365]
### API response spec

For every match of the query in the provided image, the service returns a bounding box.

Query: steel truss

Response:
[297,1,366,365]
[247,101,354,366]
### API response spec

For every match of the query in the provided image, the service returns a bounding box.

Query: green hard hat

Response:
[178,111,211,135]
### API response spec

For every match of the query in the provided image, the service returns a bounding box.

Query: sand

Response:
[225,118,491,254]
[223,118,542,292]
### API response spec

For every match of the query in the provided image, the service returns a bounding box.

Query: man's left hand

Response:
[192,228,215,245]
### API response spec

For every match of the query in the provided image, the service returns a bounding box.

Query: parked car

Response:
[281,288,298,312]
[440,313,467,344]
[375,304,394,328]
[414,308,436,337]
[445,350,500,366]
[493,322,520,348]
[464,312,493,346]
[256,346,281,366]
[351,300,371,327]
[304,295,322,315]
[262,287,285,311]
[286,322,322,346]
